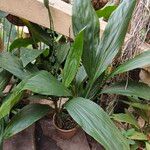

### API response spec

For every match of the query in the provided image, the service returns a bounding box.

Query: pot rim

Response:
[53,113,78,132]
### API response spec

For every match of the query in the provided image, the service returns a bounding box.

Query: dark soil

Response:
[55,110,77,130]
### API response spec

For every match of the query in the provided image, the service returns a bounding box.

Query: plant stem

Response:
[46,2,55,46]
[85,80,95,98]
[53,97,59,114]
[17,26,19,38]
[7,24,13,51]
[58,98,62,113]
[2,19,5,46]
[53,100,58,113]
[21,27,24,38]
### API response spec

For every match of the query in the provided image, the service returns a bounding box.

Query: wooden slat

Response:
[0,0,111,38]
[0,0,72,37]
[0,0,149,50]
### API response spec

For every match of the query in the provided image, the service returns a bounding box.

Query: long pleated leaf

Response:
[10,37,40,51]
[3,104,51,139]
[112,113,139,129]
[72,0,100,78]
[20,48,46,67]
[94,0,136,81]
[0,52,30,79]
[101,81,150,100]
[72,0,136,83]
[0,80,26,120]
[0,70,71,120]
[22,20,52,46]
[65,97,129,150]
[63,29,84,87]
[123,101,150,111]
[96,4,117,19]
[0,70,11,94]
[23,71,72,97]
[0,118,4,147]
[109,50,150,78]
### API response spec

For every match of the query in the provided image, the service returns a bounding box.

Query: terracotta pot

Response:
[92,0,108,10]
[53,114,78,139]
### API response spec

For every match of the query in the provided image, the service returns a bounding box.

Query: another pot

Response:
[53,113,78,139]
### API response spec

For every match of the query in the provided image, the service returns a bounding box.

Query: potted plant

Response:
[53,106,78,139]
[0,0,150,149]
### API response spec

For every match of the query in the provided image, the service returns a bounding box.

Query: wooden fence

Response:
[0,0,149,51]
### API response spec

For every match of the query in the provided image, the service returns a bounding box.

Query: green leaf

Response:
[63,30,84,87]
[0,118,4,146]
[20,48,46,67]
[109,51,150,78]
[0,70,11,94]
[123,101,150,111]
[88,74,105,99]
[101,81,150,100]
[135,108,149,122]
[122,128,135,137]
[56,43,70,64]
[72,0,136,84]
[0,11,8,19]
[75,65,87,86]
[0,52,30,79]
[94,0,136,81]
[3,104,51,139]
[22,20,52,46]
[146,142,150,150]
[112,113,139,129]
[3,19,17,41]
[65,97,129,150]
[72,0,100,79]
[10,37,40,51]
[0,80,26,120]
[124,129,147,141]
[74,65,87,96]
[96,4,117,19]
[23,71,72,97]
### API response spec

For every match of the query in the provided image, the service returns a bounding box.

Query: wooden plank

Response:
[0,0,109,38]
[0,0,149,50]
[0,0,72,37]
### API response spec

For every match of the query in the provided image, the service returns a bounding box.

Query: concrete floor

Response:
[3,118,104,150]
